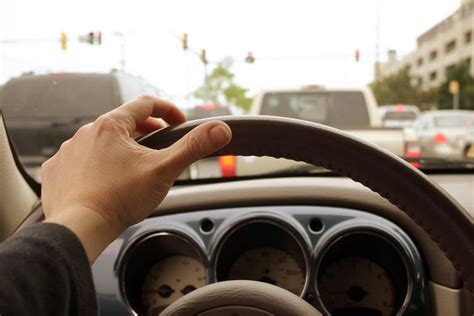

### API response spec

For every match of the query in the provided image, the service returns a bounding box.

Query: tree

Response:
[194,62,253,112]
[370,67,437,110]
[437,62,474,110]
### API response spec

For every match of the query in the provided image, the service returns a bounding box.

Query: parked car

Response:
[414,110,474,159]
[238,85,420,175]
[0,72,163,179]
[379,104,420,128]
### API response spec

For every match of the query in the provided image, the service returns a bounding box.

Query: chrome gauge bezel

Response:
[313,223,414,316]
[118,231,208,315]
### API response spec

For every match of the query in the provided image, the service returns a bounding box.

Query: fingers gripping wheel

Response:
[139,116,474,294]
[160,280,321,316]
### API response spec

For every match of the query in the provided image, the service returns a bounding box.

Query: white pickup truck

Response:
[236,85,420,176]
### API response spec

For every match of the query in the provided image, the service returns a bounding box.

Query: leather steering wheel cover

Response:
[160,280,320,316]
[138,115,474,293]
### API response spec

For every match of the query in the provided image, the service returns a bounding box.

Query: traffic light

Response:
[355,49,360,62]
[245,51,255,64]
[181,33,188,50]
[79,32,102,45]
[200,49,208,64]
[88,32,94,44]
[60,32,67,50]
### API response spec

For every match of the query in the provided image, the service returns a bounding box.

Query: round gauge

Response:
[228,247,305,295]
[141,256,206,316]
[319,257,396,316]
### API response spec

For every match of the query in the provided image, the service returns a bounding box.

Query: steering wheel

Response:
[138,116,474,315]
[19,116,473,315]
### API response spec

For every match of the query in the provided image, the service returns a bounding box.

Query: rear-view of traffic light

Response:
[60,32,67,50]
[200,49,208,64]
[245,51,255,64]
[355,49,360,62]
[181,33,188,50]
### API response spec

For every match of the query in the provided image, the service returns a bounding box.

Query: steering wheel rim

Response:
[160,280,320,316]
[137,115,474,294]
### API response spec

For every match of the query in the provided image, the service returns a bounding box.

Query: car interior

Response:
[1,113,473,315]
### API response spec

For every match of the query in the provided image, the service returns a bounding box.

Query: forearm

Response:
[0,223,97,316]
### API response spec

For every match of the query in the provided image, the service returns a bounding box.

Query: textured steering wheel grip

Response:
[138,115,474,294]
[160,280,321,316]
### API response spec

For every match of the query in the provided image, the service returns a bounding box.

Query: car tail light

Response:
[434,132,447,144]
[405,142,421,168]
[395,104,406,112]
[202,103,217,110]
[218,155,236,177]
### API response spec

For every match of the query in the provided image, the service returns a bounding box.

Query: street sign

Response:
[449,80,459,95]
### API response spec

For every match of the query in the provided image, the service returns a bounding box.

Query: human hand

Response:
[42,95,232,262]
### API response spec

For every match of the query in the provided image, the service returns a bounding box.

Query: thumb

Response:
[160,121,232,177]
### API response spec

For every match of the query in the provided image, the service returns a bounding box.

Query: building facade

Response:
[376,1,474,89]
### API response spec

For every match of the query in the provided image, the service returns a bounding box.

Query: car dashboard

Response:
[92,175,473,316]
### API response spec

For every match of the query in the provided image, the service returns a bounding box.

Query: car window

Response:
[434,115,471,128]
[0,74,119,119]
[383,111,417,121]
[260,92,370,128]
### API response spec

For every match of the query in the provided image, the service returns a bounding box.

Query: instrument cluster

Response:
[118,206,427,315]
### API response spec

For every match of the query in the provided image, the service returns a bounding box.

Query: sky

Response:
[0,0,461,106]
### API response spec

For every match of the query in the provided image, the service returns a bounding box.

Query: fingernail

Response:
[209,123,231,146]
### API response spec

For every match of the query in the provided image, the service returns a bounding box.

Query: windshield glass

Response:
[0,74,119,119]
[434,115,473,128]
[383,111,417,121]
[261,91,370,128]
[0,0,473,182]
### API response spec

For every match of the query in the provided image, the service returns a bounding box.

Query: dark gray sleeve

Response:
[0,223,97,316]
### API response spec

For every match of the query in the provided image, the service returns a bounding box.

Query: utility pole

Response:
[449,80,460,109]
[113,32,126,71]
[374,0,381,81]
[200,49,209,101]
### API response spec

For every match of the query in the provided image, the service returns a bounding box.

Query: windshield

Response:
[383,111,417,121]
[434,115,473,128]
[0,74,120,119]
[261,91,370,128]
[0,0,473,182]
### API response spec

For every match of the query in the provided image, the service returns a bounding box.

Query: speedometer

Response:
[228,247,305,295]
[319,257,396,316]
[141,256,206,316]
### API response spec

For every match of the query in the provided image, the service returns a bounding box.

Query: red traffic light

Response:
[355,49,360,62]
[245,51,255,64]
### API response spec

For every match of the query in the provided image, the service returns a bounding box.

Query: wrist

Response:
[45,205,122,263]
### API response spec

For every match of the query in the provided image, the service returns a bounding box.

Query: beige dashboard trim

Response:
[0,114,38,241]
[430,282,462,316]
[157,177,462,288]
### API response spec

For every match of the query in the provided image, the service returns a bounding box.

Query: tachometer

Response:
[318,257,396,316]
[141,256,206,316]
[228,247,305,295]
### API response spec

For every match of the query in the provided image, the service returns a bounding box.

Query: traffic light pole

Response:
[203,63,208,102]
[453,93,459,110]
[112,32,126,72]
